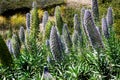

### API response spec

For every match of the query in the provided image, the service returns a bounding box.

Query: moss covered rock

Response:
[0,0,65,14]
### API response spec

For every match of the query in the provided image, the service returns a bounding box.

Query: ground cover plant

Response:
[0,0,120,80]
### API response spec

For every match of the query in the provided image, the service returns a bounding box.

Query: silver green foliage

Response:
[50,26,63,61]
[84,10,104,51]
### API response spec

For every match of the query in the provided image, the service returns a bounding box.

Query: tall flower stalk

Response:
[72,30,79,50]
[74,14,83,47]
[106,7,113,28]
[26,13,31,30]
[81,7,85,32]
[42,11,49,35]
[84,10,103,51]
[62,24,72,53]
[50,26,63,61]
[54,6,63,35]
[11,34,20,58]
[91,0,99,22]
[19,26,25,43]
[30,1,39,39]
[102,18,109,39]
[6,39,13,54]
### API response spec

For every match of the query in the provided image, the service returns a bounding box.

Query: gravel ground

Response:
[66,0,91,7]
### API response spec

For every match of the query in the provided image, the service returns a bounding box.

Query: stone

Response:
[0,0,64,14]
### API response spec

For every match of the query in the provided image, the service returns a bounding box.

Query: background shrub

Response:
[10,14,26,29]
[61,6,81,34]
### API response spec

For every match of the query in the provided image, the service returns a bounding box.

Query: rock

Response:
[0,0,64,14]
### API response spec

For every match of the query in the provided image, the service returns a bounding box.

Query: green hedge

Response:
[0,35,13,67]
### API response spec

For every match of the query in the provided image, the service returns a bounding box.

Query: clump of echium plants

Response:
[0,0,120,80]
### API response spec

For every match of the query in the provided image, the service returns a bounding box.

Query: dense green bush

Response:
[10,14,26,29]
[6,27,13,39]
[61,6,81,34]
[0,35,13,67]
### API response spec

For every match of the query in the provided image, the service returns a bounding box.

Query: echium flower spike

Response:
[74,14,81,35]
[6,39,13,54]
[26,13,31,30]
[96,26,101,35]
[92,0,99,22]
[54,6,63,35]
[30,1,39,39]
[42,11,49,34]
[72,30,79,48]
[74,14,83,46]
[11,34,20,58]
[62,24,72,53]
[84,10,104,51]
[81,7,85,30]
[0,35,13,67]
[25,29,30,49]
[44,20,53,40]
[58,34,65,53]
[19,26,25,43]
[106,7,113,27]
[50,26,63,61]
[81,7,89,47]
[102,18,109,39]
[32,1,37,8]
